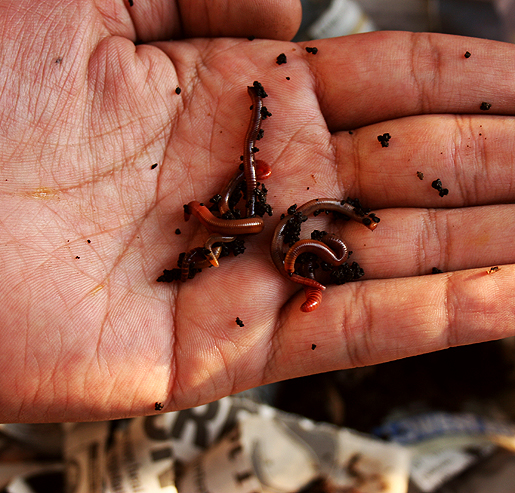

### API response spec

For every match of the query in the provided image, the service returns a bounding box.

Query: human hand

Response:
[1,0,514,423]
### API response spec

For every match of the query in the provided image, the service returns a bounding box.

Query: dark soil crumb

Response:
[276,53,287,65]
[305,47,318,54]
[431,178,449,197]
[175,87,181,95]
[283,209,308,246]
[157,269,181,282]
[344,197,373,218]
[377,133,391,148]
[287,204,298,215]
[260,106,272,119]
[175,228,181,235]
[416,171,424,180]
[464,51,471,58]
[331,261,364,285]
[236,317,245,327]
[247,35,255,41]
[254,183,273,217]
[252,80,268,99]
[480,102,492,111]
[154,402,163,411]
[151,163,158,170]
[311,344,317,350]
[227,238,246,256]
[432,267,443,274]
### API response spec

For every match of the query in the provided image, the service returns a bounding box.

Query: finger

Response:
[265,198,515,282]
[301,32,515,130]
[328,204,515,279]
[267,264,515,383]
[122,0,302,42]
[331,114,515,209]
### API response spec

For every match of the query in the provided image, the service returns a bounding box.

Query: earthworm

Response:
[289,272,326,290]
[301,286,324,312]
[204,234,236,267]
[243,84,265,217]
[297,262,323,312]
[255,159,272,180]
[184,201,264,235]
[297,198,379,230]
[218,160,272,216]
[180,246,222,282]
[284,234,349,275]
[270,198,377,278]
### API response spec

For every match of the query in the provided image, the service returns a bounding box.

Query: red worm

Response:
[288,273,326,290]
[284,234,349,274]
[296,198,379,231]
[218,160,272,216]
[255,159,272,180]
[270,198,377,280]
[185,201,264,235]
[243,84,265,217]
[270,198,379,310]
[180,245,224,281]
[204,234,236,267]
[301,287,324,312]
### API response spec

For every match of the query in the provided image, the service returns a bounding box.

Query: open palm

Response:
[2,0,515,423]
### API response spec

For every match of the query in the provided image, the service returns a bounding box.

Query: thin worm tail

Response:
[180,247,203,282]
[204,235,236,267]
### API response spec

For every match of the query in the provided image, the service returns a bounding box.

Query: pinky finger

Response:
[267,265,515,382]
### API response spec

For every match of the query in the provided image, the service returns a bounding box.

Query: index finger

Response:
[304,32,515,130]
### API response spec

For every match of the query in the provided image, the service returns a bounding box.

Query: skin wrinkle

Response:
[452,115,476,204]
[303,43,325,122]
[263,311,287,385]
[424,208,448,273]
[467,118,491,203]
[442,272,459,349]
[347,130,362,200]
[443,207,457,274]
[474,123,490,200]
[340,282,372,369]
[416,209,435,275]
[410,32,442,116]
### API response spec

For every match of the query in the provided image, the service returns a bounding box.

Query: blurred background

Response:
[295,0,515,42]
